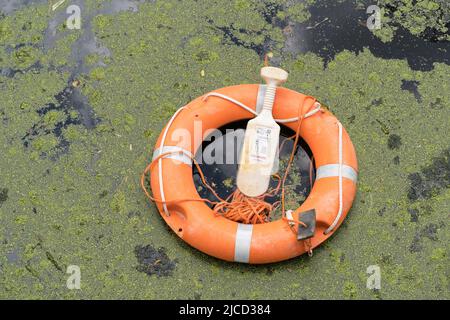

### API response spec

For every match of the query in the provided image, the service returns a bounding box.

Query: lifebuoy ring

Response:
[143,84,358,264]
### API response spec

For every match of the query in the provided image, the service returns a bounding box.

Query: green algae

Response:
[89,67,106,81]
[222,177,234,189]
[13,46,40,68]
[376,0,449,41]
[343,281,358,299]
[0,5,48,45]
[283,0,314,23]
[0,0,449,300]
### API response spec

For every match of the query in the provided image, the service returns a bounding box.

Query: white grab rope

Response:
[202,93,257,116]
[202,92,322,122]
[324,121,343,234]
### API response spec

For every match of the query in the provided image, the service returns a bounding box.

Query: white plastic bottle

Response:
[237,67,288,197]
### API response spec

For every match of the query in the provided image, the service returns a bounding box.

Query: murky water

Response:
[3,0,142,158]
[21,84,100,159]
[282,0,450,71]
[193,121,315,216]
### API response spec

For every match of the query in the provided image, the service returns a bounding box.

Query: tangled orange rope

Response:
[213,174,281,224]
[140,95,317,231]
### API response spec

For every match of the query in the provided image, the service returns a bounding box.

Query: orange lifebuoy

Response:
[144,84,358,264]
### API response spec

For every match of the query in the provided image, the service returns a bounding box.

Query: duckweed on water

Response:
[0,0,448,299]
[376,0,450,41]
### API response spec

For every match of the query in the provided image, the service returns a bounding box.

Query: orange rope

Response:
[264,54,269,67]
[213,175,281,224]
[140,96,318,230]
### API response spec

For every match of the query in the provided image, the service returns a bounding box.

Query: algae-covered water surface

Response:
[0,0,449,299]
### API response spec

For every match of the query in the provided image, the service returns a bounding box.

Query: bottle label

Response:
[250,126,271,163]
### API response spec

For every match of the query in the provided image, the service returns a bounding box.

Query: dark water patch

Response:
[410,223,439,253]
[408,148,450,201]
[6,250,19,264]
[409,234,421,252]
[387,134,402,150]
[422,223,439,241]
[260,1,284,25]
[22,85,100,159]
[42,0,114,81]
[377,206,386,216]
[0,108,8,125]
[35,85,98,127]
[2,0,125,84]
[193,121,315,217]
[209,0,286,58]
[0,187,8,206]
[393,156,400,165]
[371,98,383,106]
[283,0,450,71]
[408,208,419,223]
[99,0,139,15]
[401,80,422,102]
[0,60,43,78]
[5,42,36,54]
[213,24,266,57]
[134,245,176,277]
[265,266,274,276]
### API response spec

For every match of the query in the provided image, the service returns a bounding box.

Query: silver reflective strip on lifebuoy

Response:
[316,164,358,183]
[234,223,253,263]
[152,146,193,166]
[255,84,267,114]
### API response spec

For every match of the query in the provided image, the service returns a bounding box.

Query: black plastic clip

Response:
[297,209,316,240]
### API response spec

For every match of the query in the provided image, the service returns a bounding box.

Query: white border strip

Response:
[316,164,357,182]
[152,146,193,166]
[234,224,253,263]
